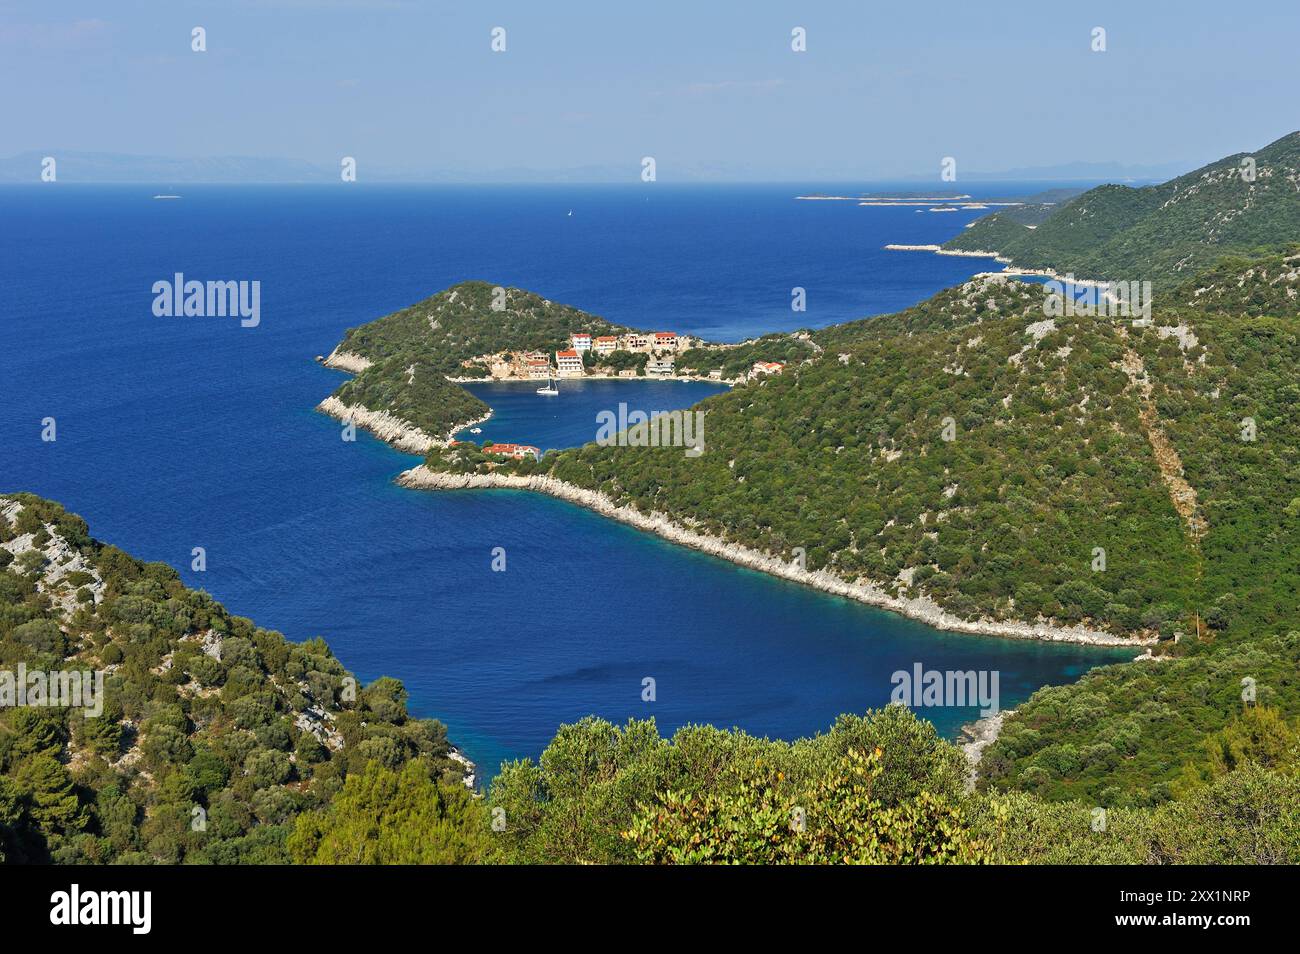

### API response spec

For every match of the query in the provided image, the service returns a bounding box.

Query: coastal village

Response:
[460,330,786,384]
[455,329,787,464]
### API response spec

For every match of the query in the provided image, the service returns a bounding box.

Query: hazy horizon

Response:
[0,148,1203,185]
[3,0,1296,183]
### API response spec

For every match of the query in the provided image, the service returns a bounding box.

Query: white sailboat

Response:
[536,372,559,396]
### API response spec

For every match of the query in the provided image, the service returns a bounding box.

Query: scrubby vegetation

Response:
[1168,246,1300,317]
[333,356,489,440]
[0,494,478,864]
[484,705,1298,865]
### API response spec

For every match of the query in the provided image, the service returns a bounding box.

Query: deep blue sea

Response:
[0,183,1132,778]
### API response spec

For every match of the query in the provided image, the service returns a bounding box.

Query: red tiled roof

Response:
[556,349,581,358]
[483,442,540,456]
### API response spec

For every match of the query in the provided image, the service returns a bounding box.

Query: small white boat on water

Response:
[153,195,182,200]
[469,427,482,434]
[536,373,559,396]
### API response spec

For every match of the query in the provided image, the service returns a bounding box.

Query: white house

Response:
[556,349,585,377]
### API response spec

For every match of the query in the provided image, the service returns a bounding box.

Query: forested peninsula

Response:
[315,281,802,452]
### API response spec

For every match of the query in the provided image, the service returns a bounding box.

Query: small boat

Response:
[536,373,559,396]
[469,427,482,434]
[153,195,182,200]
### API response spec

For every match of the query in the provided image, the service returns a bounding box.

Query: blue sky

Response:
[2,0,1297,180]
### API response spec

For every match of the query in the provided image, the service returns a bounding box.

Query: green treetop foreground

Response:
[4,492,1299,864]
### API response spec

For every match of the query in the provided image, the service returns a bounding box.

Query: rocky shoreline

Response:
[318,347,373,374]
[316,396,494,455]
[884,244,1113,287]
[958,708,1012,789]
[316,395,440,454]
[448,746,478,790]
[396,466,1152,649]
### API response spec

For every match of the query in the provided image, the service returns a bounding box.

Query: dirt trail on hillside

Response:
[1120,348,1208,541]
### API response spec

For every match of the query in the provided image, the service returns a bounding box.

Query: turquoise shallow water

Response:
[0,183,1133,778]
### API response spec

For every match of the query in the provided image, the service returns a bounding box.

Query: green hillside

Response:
[0,494,488,864]
[1168,246,1300,316]
[333,280,630,374]
[945,131,1300,288]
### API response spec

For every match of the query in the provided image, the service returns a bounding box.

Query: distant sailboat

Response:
[536,372,559,396]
